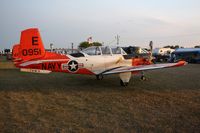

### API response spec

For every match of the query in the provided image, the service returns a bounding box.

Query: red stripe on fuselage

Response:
[16,51,94,75]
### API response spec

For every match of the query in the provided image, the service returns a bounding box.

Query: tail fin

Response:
[12,44,21,61]
[19,28,45,61]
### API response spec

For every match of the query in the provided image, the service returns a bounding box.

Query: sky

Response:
[0,0,200,50]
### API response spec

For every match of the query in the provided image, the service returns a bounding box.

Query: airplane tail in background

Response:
[12,44,21,61]
[13,28,46,62]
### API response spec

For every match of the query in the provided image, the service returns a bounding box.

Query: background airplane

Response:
[12,28,187,86]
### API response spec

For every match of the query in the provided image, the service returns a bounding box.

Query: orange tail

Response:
[12,44,21,61]
[18,28,46,61]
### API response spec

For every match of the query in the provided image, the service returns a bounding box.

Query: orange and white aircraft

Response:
[12,28,187,86]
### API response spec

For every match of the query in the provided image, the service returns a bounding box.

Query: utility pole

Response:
[115,35,120,45]
[71,43,74,53]
[50,43,53,52]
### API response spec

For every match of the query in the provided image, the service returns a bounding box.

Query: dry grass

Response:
[0,56,16,69]
[0,62,200,132]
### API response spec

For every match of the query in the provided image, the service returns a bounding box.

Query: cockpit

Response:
[70,46,127,57]
[82,46,127,56]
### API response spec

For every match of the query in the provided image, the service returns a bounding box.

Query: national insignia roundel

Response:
[67,60,79,72]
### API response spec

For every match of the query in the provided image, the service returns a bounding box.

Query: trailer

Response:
[171,48,200,63]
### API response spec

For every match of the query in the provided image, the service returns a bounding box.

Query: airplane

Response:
[12,28,187,86]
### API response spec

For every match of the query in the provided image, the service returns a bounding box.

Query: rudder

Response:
[12,44,21,60]
[20,28,45,61]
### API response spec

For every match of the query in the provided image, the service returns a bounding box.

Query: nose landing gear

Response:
[141,75,146,81]
[140,71,147,81]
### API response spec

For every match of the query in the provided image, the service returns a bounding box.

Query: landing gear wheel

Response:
[120,80,129,87]
[96,74,103,80]
[141,75,146,81]
[140,71,146,81]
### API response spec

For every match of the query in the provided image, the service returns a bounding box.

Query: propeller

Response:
[149,41,154,63]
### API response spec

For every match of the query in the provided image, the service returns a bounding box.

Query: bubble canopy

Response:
[82,46,127,56]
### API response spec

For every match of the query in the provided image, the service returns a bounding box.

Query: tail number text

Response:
[22,48,41,56]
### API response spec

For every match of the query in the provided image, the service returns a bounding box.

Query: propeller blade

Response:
[149,41,154,63]
[149,41,153,51]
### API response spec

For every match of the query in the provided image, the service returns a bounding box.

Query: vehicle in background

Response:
[6,54,12,60]
[122,46,150,59]
[153,48,175,62]
[171,48,200,63]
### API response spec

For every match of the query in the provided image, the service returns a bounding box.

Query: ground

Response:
[0,58,200,132]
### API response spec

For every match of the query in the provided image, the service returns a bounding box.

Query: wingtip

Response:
[176,60,188,67]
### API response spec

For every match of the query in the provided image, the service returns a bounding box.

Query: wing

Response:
[102,61,187,75]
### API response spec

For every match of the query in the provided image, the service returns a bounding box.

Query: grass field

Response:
[0,56,16,69]
[0,61,200,132]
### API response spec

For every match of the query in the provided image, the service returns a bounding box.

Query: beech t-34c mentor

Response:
[12,28,187,86]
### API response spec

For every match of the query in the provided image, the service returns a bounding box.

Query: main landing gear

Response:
[96,72,146,87]
[96,74,103,80]
[120,80,129,87]
[119,72,131,87]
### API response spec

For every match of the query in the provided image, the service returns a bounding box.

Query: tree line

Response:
[78,41,102,49]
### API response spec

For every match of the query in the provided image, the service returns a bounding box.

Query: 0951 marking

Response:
[22,48,41,56]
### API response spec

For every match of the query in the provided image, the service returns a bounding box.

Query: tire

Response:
[120,80,129,87]
[141,75,146,81]
[96,75,103,80]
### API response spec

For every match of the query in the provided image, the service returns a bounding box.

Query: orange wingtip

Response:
[175,61,188,67]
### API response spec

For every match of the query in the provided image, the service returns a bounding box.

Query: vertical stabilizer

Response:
[19,28,45,61]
